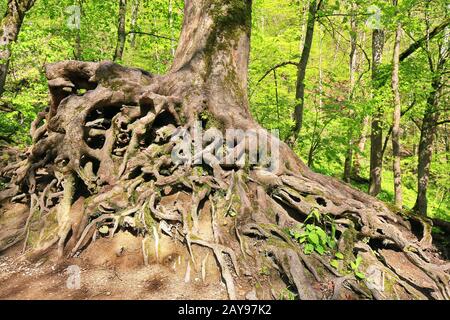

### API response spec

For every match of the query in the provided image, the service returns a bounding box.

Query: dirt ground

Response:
[0,231,228,300]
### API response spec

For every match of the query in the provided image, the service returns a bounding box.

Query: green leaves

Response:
[289,211,337,256]
[308,232,319,245]
[349,256,362,270]
[315,245,325,255]
[330,259,339,269]
[304,243,314,255]
[98,225,109,235]
[315,227,327,242]
[335,252,344,260]
[349,256,365,280]
[330,252,344,270]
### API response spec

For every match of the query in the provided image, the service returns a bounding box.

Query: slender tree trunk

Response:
[168,0,175,56]
[414,83,441,216]
[368,28,385,196]
[444,124,449,163]
[353,116,369,178]
[0,0,36,96]
[289,0,321,145]
[343,5,358,182]
[113,0,127,62]
[298,0,309,53]
[129,0,139,48]
[273,69,280,128]
[352,31,368,179]
[414,34,448,216]
[391,4,402,207]
[308,24,323,169]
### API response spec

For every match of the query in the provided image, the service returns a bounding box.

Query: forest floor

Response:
[0,232,228,300]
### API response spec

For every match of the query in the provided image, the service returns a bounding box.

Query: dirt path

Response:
[0,254,228,300]
[0,233,228,300]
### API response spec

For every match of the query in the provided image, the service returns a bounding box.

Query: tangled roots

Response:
[0,61,448,300]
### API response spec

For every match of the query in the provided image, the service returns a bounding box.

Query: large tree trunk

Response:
[113,0,127,61]
[368,29,385,196]
[0,0,449,300]
[0,0,36,96]
[391,4,402,208]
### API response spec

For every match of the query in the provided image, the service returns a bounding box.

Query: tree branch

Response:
[400,18,450,62]
[381,98,417,156]
[250,61,298,98]
[127,30,176,42]
[436,119,450,126]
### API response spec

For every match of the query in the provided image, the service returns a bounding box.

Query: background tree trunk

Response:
[343,3,358,183]
[391,4,402,207]
[113,0,127,61]
[414,20,449,216]
[368,28,385,196]
[289,0,321,145]
[415,81,441,216]
[0,0,36,96]
[168,0,175,57]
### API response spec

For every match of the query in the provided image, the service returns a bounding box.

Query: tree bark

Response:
[0,0,36,96]
[352,116,369,180]
[414,82,441,216]
[113,0,127,62]
[391,4,402,208]
[368,28,385,196]
[289,0,321,144]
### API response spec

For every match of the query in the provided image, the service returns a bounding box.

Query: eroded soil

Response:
[0,231,228,300]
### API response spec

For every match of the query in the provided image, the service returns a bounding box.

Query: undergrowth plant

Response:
[289,208,337,255]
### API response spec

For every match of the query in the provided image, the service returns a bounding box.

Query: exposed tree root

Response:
[0,61,448,300]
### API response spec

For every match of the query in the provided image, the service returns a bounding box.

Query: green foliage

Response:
[349,256,365,280]
[330,252,344,270]
[289,209,336,255]
[249,0,449,222]
[0,0,183,143]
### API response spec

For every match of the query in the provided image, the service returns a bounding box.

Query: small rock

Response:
[243,269,252,276]
[245,290,258,300]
